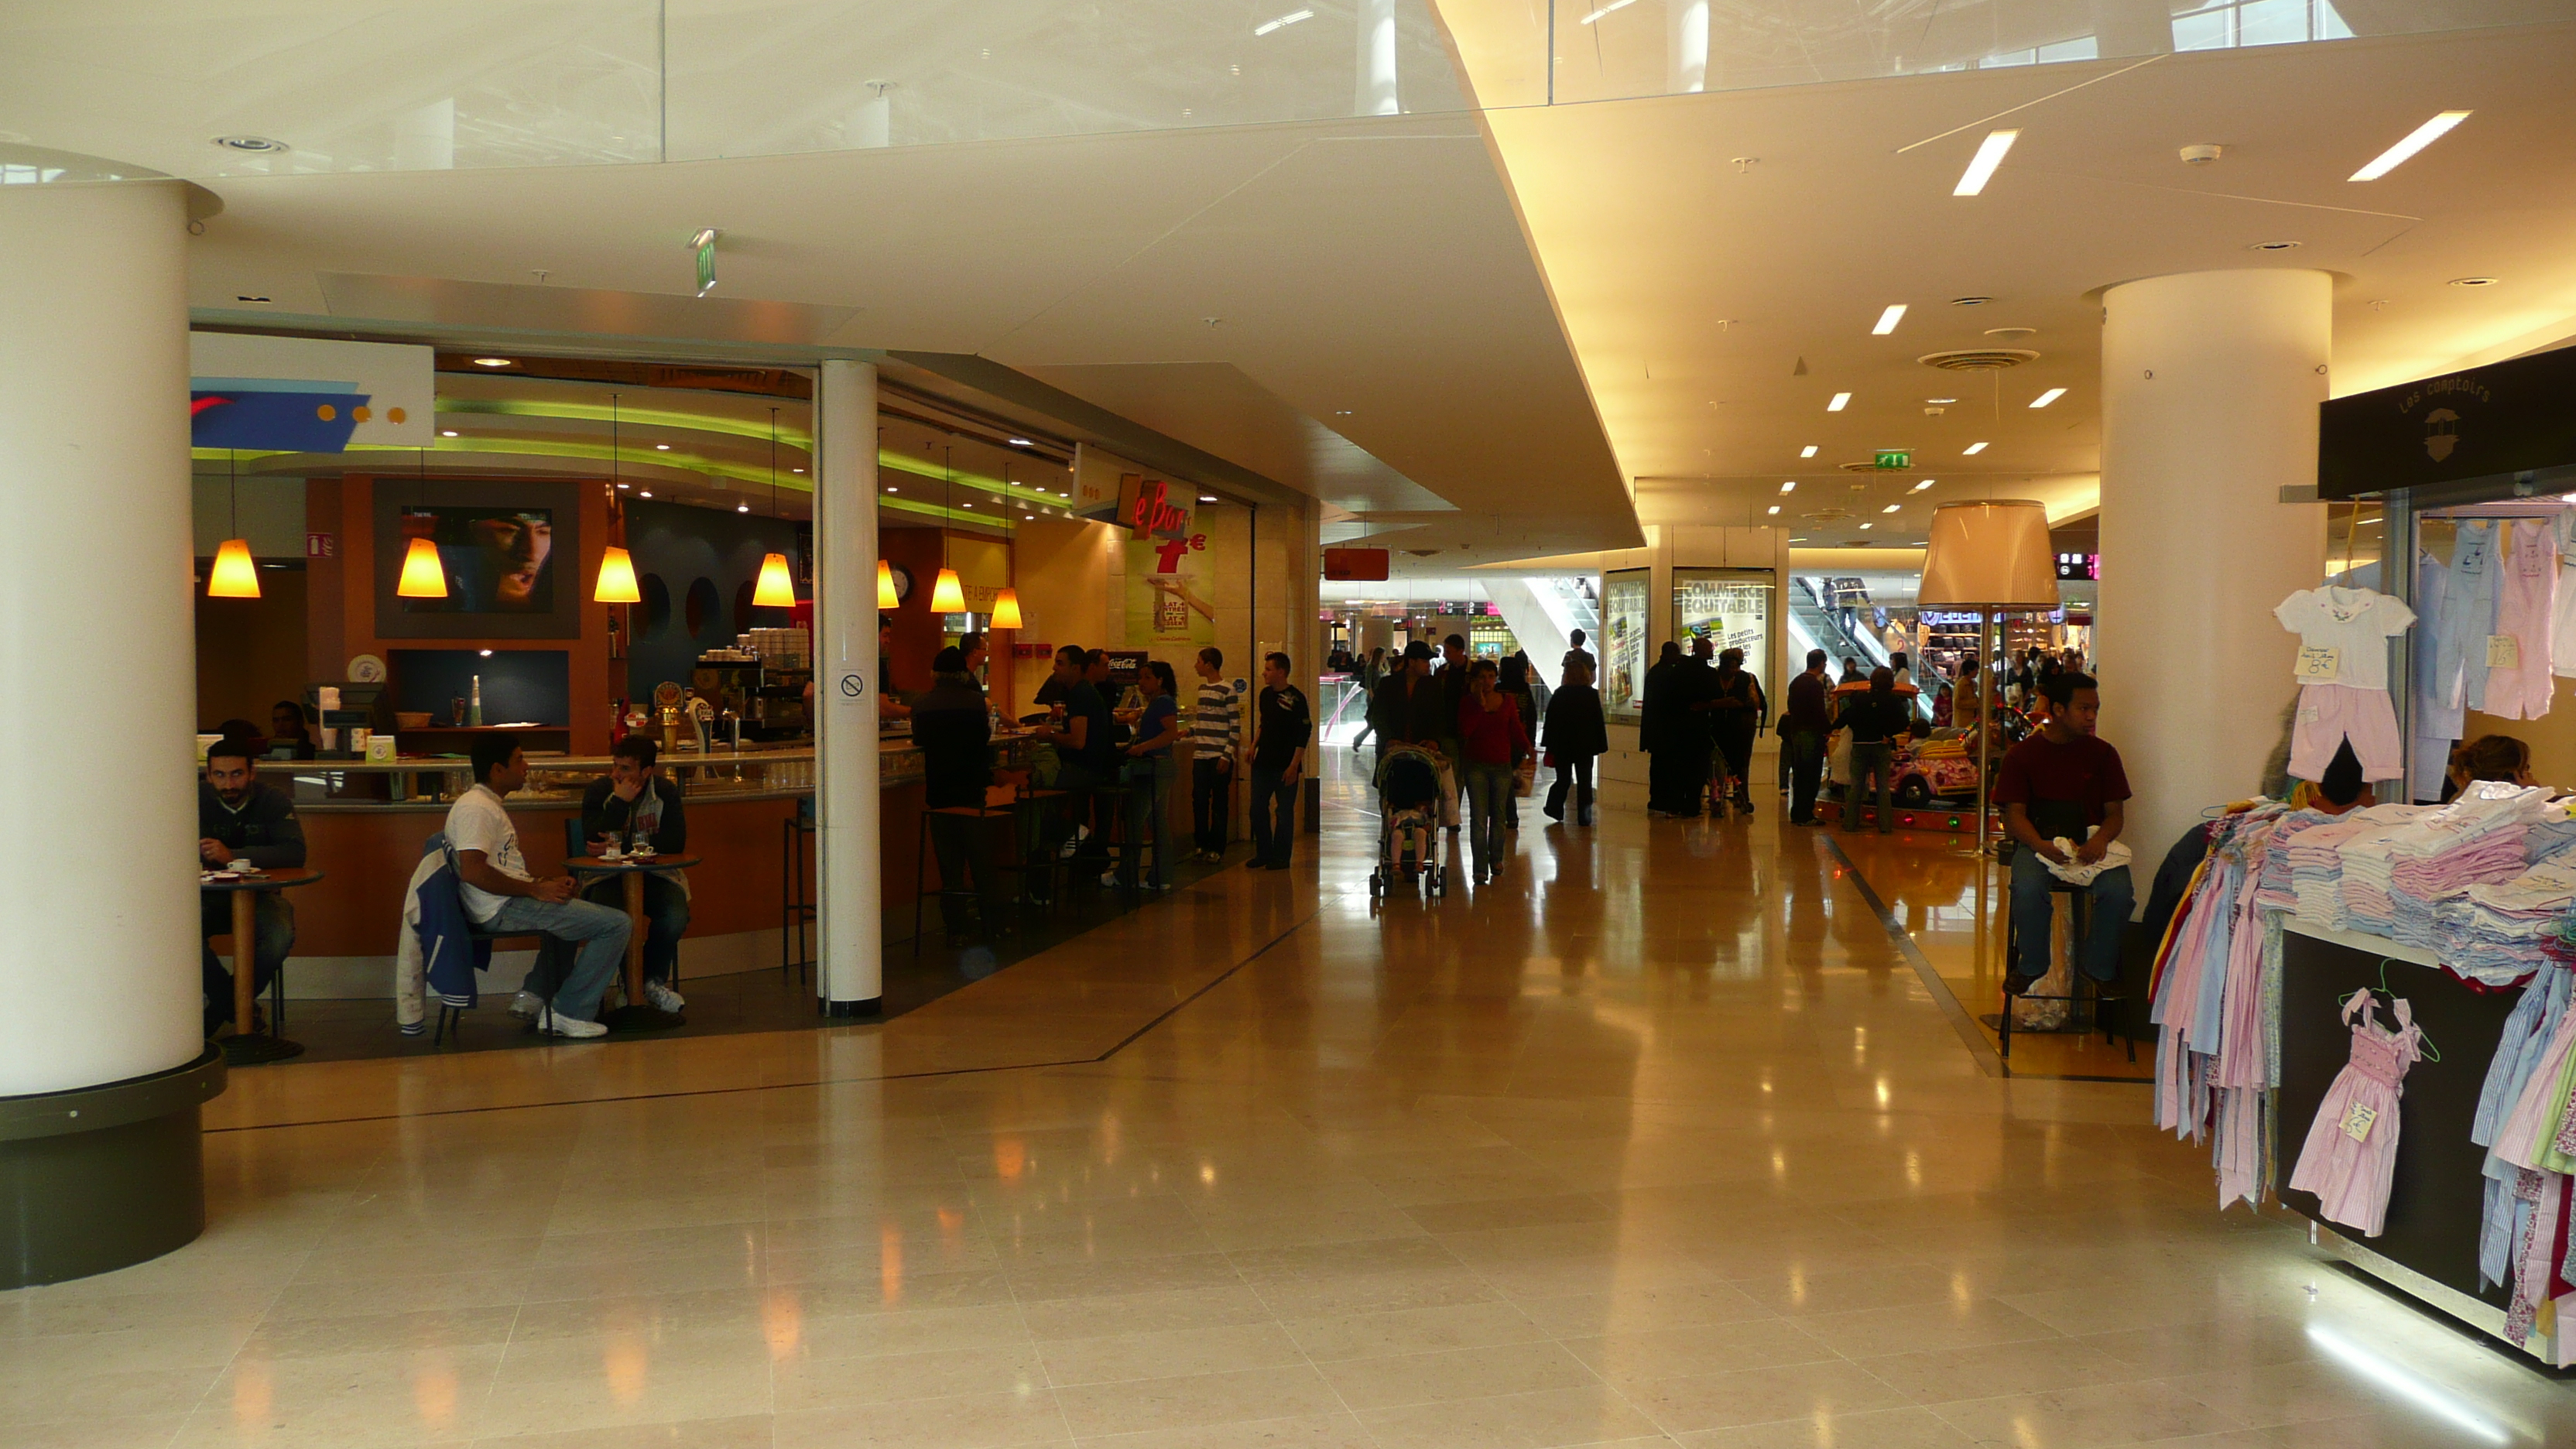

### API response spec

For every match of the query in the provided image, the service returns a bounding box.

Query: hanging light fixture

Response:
[594,393,642,602]
[206,448,261,598]
[989,587,1023,629]
[754,406,797,607]
[930,444,967,612]
[394,444,449,598]
[876,558,899,610]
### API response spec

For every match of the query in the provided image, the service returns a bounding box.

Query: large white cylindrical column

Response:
[0,180,202,1096]
[1355,0,1398,115]
[2096,269,2329,863]
[1667,0,1710,94]
[814,358,882,1013]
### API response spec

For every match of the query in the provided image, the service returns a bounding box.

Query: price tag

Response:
[2295,645,2342,681]
[2341,1101,2378,1144]
[2488,635,2520,669]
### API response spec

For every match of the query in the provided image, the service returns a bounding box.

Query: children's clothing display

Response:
[2287,992,2424,1238]
[2441,519,2502,714]
[2486,518,2560,721]
[2275,586,2414,782]
[2553,512,2576,680]
[2413,550,2465,802]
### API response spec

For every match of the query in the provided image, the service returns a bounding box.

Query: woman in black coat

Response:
[1542,659,1610,825]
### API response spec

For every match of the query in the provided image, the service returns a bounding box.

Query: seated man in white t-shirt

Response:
[445,736,632,1039]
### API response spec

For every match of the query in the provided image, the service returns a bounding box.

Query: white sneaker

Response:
[542,1013,608,1039]
[507,990,541,1019]
[645,981,686,1012]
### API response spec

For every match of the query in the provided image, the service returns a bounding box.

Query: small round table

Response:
[562,855,701,1032]
[199,866,325,1065]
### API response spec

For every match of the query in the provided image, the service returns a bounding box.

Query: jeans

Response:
[1190,756,1232,853]
[1463,762,1515,876]
[1121,755,1173,889]
[1545,755,1595,823]
[1248,764,1298,867]
[2010,849,2136,985]
[924,811,1009,931]
[1846,741,1894,832]
[200,893,294,1034]
[1786,728,1825,824]
[579,875,690,981]
[484,896,632,1023]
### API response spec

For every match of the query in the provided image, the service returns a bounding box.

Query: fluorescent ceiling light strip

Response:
[2349,110,2471,182]
[1252,8,1314,36]
[1882,504,1901,513]
[1578,0,1638,22]
[1800,445,1818,457]
[1779,480,1797,494]
[1827,392,1852,412]
[1963,441,1989,454]
[1912,479,1934,491]
[1954,128,2019,197]
[2030,387,2066,408]
[1872,304,1907,335]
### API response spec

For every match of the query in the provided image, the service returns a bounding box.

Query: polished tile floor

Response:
[10,752,2573,1447]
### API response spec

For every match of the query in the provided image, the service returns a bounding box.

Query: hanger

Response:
[2338,959,2441,1061]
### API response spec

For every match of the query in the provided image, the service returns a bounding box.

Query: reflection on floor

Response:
[11,745,2571,1447]
[265,847,1251,1064]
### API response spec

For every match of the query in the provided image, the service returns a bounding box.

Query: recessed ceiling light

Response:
[1882,503,1901,513]
[2029,388,2067,408]
[1911,479,1934,492]
[1872,304,1907,336]
[1779,480,1797,494]
[1953,128,2019,197]
[886,486,898,493]
[1925,397,1958,405]
[1951,296,1992,307]
[2248,240,2302,252]
[235,295,272,304]
[1334,409,1353,416]
[1199,495,1218,502]
[1858,522,1874,530]
[1963,441,1989,454]
[653,443,671,450]
[961,502,971,509]
[1767,505,1781,516]
[792,467,805,473]
[1827,392,1851,412]
[1790,537,1807,543]
[1800,444,1818,458]
[2349,110,2472,182]
[213,135,288,152]
[440,429,459,437]
[637,490,652,498]
[617,482,630,489]
[2450,276,2499,287]
[1008,437,1033,446]
[471,357,512,368]
[736,504,749,512]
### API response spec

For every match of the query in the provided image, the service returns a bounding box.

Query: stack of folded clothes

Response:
[2340,786,2550,944]
[2440,858,2576,987]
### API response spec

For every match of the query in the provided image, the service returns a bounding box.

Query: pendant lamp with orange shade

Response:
[594,394,643,603]
[930,445,966,613]
[876,559,899,610]
[989,587,1023,629]
[753,407,798,608]
[205,449,261,598]
[394,444,450,599]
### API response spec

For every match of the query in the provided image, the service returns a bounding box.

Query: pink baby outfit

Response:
[2287,992,2425,1238]
[2487,518,2558,721]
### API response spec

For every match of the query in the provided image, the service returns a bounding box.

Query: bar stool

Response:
[999,786,1073,913]
[781,806,816,982]
[1074,780,1134,887]
[913,804,1016,954]
[1999,875,2134,1062]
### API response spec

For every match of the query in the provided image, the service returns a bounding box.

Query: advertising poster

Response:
[1602,568,1649,721]
[1674,569,1773,698]
[1119,474,1215,652]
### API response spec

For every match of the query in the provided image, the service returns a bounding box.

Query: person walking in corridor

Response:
[1458,659,1530,882]
[1246,653,1310,871]
[1783,649,1834,825]
[1542,658,1607,825]
[1838,666,1910,834]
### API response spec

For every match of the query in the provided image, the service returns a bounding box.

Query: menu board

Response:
[1673,569,1773,701]
[1602,568,1649,722]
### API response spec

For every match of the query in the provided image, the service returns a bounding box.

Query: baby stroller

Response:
[1371,743,1451,901]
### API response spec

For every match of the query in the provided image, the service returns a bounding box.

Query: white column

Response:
[0,181,200,1095]
[2095,269,2329,864]
[1667,0,1710,94]
[394,98,455,170]
[1355,0,1399,116]
[814,358,882,1012]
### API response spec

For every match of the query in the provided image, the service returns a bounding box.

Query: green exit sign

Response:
[1875,450,1910,470]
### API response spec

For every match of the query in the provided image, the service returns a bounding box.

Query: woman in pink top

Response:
[1458,659,1530,884]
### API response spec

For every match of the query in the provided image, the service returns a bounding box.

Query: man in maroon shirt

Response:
[1992,672,2133,990]
[1783,649,1834,824]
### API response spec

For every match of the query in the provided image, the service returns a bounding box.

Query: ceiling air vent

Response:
[1917,348,2040,371]
[1800,508,1855,524]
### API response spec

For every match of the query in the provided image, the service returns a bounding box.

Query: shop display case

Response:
[1601,568,1650,722]
[1673,567,1773,698]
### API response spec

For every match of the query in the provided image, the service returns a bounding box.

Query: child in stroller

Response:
[1372,742,1450,898]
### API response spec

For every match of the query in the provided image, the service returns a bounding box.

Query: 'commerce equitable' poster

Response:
[1119,474,1215,651]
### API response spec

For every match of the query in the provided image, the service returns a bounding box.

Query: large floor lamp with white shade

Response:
[1917,501,2061,861]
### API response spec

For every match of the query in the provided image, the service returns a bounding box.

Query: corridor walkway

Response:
[6,757,2571,1447]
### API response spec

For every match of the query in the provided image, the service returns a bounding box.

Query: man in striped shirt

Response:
[1188,646,1242,862]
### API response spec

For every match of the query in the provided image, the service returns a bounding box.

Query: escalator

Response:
[1789,576,1891,673]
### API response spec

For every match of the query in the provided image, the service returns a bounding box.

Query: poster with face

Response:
[1119,474,1214,651]
[397,506,556,614]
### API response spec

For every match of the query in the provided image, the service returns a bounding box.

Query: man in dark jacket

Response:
[1434,634,1472,764]
[1541,659,1608,825]
[1372,641,1438,750]
[912,646,1009,934]
[578,735,692,1010]
[1706,646,1763,812]
[1783,649,1834,825]
[1837,668,1913,834]
[1640,641,1688,815]
[199,739,304,1036]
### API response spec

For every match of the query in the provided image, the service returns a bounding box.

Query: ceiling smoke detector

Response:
[1950,296,1992,307]
[1917,348,2040,371]
[213,135,289,152]
[1982,327,2036,341]
[2180,144,2224,166]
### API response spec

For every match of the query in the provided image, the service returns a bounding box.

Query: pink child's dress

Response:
[2287,992,2425,1238]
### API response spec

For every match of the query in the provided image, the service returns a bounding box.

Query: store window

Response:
[1673,568,1773,701]
[1601,568,1649,722]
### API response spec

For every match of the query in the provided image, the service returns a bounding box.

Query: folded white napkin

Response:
[2044,836,2132,886]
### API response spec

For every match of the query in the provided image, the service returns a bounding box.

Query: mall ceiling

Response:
[12,5,2576,568]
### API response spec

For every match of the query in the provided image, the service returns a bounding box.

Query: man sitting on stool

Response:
[199,738,304,1037]
[1994,671,2133,993]
[450,736,629,1038]
[576,735,689,1013]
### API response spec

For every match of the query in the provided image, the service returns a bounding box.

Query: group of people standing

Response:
[1639,637,1766,818]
